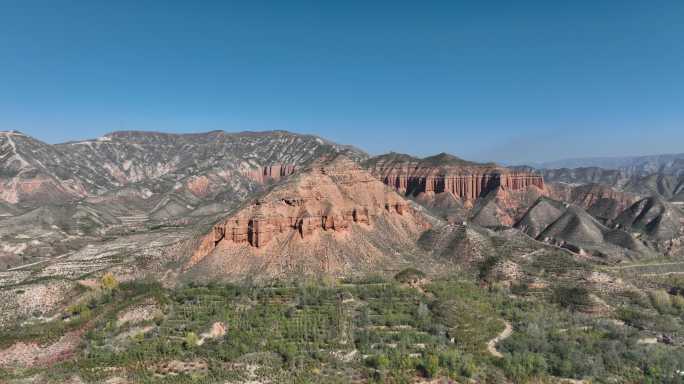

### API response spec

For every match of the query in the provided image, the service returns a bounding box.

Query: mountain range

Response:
[531,152,684,175]
[2,129,683,275]
[1,129,684,383]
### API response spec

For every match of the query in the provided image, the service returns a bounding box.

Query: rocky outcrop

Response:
[206,201,410,250]
[185,155,431,279]
[366,153,544,203]
[382,172,502,200]
[241,164,297,184]
[548,183,639,222]
[192,157,413,253]
[499,172,546,191]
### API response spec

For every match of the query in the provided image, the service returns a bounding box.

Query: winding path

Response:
[487,320,513,358]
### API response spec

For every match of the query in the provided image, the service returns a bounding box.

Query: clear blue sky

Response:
[1,1,682,164]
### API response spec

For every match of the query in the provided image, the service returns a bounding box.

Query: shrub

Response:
[395,268,425,283]
[421,354,439,378]
[552,285,590,311]
[366,354,390,370]
[648,290,672,313]
[184,332,199,349]
[101,273,119,290]
[478,256,501,280]
[671,294,684,311]
[500,352,548,382]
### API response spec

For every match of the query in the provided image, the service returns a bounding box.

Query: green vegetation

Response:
[1,271,683,384]
[101,272,119,290]
[498,299,684,383]
[394,268,425,283]
[552,285,591,310]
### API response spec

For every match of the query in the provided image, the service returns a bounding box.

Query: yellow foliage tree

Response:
[184,332,200,348]
[101,272,119,290]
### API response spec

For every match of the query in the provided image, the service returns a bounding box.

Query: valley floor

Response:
[1,268,683,384]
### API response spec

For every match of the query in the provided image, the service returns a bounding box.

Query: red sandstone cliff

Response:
[185,155,431,280]
[241,164,297,184]
[366,153,545,203]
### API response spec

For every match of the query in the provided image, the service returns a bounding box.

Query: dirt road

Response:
[487,320,513,358]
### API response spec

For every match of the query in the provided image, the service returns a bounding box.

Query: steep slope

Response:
[538,206,609,247]
[0,131,88,205]
[514,197,567,238]
[468,184,548,227]
[516,199,652,260]
[55,130,367,188]
[614,197,684,242]
[548,183,639,223]
[366,152,545,225]
[0,130,368,207]
[367,152,544,202]
[418,222,495,263]
[621,174,684,202]
[183,155,435,281]
[0,130,369,267]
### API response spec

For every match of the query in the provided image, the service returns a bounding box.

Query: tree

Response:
[552,285,590,311]
[422,354,439,378]
[101,272,119,290]
[395,268,425,284]
[184,332,199,349]
[367,354,390,370]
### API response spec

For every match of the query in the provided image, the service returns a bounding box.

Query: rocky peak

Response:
[184,154,430,278]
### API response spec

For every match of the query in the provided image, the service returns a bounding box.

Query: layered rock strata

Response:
[366,153,545,202]
[242,164,297,183]
[187,155,426,273]
[206,203,392,249]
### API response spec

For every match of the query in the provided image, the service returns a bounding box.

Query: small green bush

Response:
[395,268,425,283]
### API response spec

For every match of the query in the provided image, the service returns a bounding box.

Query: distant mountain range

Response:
[531,153,684,176]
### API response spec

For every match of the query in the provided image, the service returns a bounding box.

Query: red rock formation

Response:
[242,164,297,183]
[186,176,210,197]
[204,205,378,249]
[499,172,546,191]
[186,156,429,272]
[368,155,545,202]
